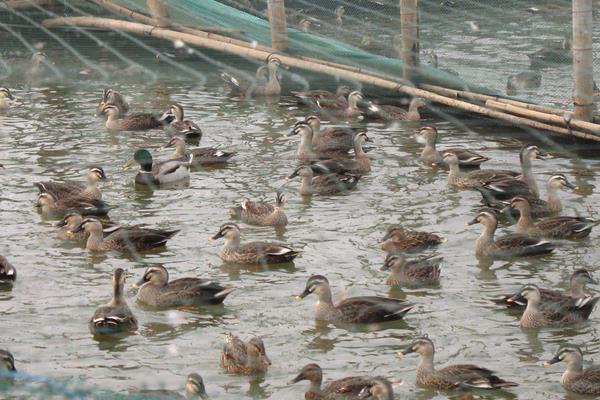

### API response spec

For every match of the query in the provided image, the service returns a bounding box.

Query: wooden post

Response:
[147,0,169,28]
[572,0,593,121]
[400,0,419,81]
[267,0,288,51]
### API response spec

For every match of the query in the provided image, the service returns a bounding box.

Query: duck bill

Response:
[380,260,391,271]
[71,224,84,233]
[287,171,299,179]
[296,288,311,299]
[54,218,68,228]
[500,205,513,214]
[262,356,272,366]
[95,102,106,116]
[211,231,224,240]
[466,217,479,226]
[357,386,372,399]
[158,110,173,122]
[131,278,145,289]
[397,347,415,357]
[543,355,561,366]
[123,158,134,169]
[287,373,304,385]
[563,180,576,190]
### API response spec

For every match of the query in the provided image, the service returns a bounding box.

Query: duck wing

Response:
[223,334,248,365]
[163,278,233,305]
[313,173,360,194]
[121,113,163,130]
[536,216,599,238]
[493,233,554,256]
[238,241,299,263]
[107,228,178,250]
[191,148,236,165]
[35,180,85,199]
[336,296,412,323]
[55,196,112,216]
[90,304,137,332]
[0,256,16,283]
[242,200,275,217]
[437,364,517,389]
[571,367,600,394]
[325,376,371,395]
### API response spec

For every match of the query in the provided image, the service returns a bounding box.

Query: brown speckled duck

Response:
[399,337,518,390]
[35,166,109,201]
[357,378,394,400]
[417,126,489,167]
[229,192,288,227]
[212,223,300,264]
[133,373,208,399]
[36,192,111,217]
[221,58,281,97]
[54,212,117,241]
[444,153,517,189]
[288,363,375,400]
[292,86,351,109]
[0,256,16,285]
[363,98,426,121]
[0,87,15,110]
[318,91,364,119]
[381,254,442,287]
[90,268,138,335]
[220,333,271,375]
[289,122,351,162]
[160,103,203,139]
[544,345,600,395]
[304,115,364,153]
[287,165,360,196]
[380,224,444,253]
[99,104,163,131]
[297,275,413,323]
[163,136,236,166]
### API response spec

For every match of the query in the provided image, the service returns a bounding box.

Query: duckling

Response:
[133,373,208,399]
[221,333,271,375]
[362,98,427,121]
[417,126,489,167]
[0,349,16,373]
[211,223,300,264]
[398,336,518,390]
[466,210,555,257]
[506,71,542,95]
[72,218,179,252]
[133,265,234,307]
[90,268,137,335]
[289,122,351,161]
[99,104,164,131]
[380,254,442,287]
[288,363,375,399]
[358,378,394,400]
[528,36,572,69]
[229,192,288,227]
[443,153,517,189]
[507,196,600,239]
[125,148,191,186]
[54,212,118,241]
[380,224,444,253]
[318,91,364,119]
[507,284,598,328]
[163,136,236,166]
[221,65,268,97]
[493,269,597,308]
[292,86,351,109]
[223,58,281,97]
[287,165,360,196]
[36,192,111,217]
[310,132,372,175]
[304,115,364,152]
[297,275,413,323]
[0,256,16,285]
[96,88,129,116]
[160,103,203,139]
[35,166,109,201]
[544,345,600,395]
[0,87,15,110]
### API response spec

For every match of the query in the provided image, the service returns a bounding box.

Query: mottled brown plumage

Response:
[418,126,489,167]
[160,103,202,139]
[36,192,111,218]
[288,363,375,400]
[89,268,138,335]
[220,333,270,375]
[288,165,360,196]
[380,224,443,253]
[545,345,600,395]
[362,98,426,121]
[35,166,108,201]
[229,192,288,226]
[100,104,163,131]
[381,254,442,287]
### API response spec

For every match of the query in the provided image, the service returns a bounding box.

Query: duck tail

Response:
[215,287,236,299]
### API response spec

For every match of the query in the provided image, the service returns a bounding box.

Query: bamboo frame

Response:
[266,0,288,51]
[399,0,419,80]
[572,0,594,121]
[41,16,600,142]
[0,0,56,9]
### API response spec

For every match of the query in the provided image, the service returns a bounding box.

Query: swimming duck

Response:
[362,98,427,121]
[211,223,300,264]
[467,210,555,257]
[506,71,542,95]
[54,212,118,241]
[333,5,345,26]
[287,165,360,196]
[163,136,236,166]
[528,36,572,69]
[35,166,109,201]
[125,148,191,186]
[288,363,375,399]
[297,275,413,323]
[357,378,394,400]
[25,51,50,82]
[99,104,164,131]
[493,269,597,308]
[90,268,138,335]
[0,256,16,285]
[96,88,129,116]
[0,349,16,372]
[229,192,288,227]
[220,333,271,375]
[508,284,598,328]
[221,65,268,97]
[318,91,364,119]
[443,153,517,189]
[36,192,111,217]
[304,115,364,153]
[544,345,600,395]
[133,373,208,399]
[398,336,518,390]
[380,254,442,287]
[160,103,203,139]
[222,58,281,97]
[72,218,179,252]
[0,87,15,110]
[289,122,351,161]
[311,131,372,175]
[417,126,489,167]
[380,224,444,253]
[292,86,351,109]
[133,265,234,307]
[507,196,600,239]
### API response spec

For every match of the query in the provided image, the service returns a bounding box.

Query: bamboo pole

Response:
[267,0,288,51]
[146,0,169,28]
[0,0,55,9]
[41,16,600,142]
[399,0,419,80]
[572,0,594,121]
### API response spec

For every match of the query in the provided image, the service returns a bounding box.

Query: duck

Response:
[163,135,236,166]
[318,91,364,119]
[133,373,208,399]
[417,126,489,167]
[287,164,360,196]
[124,148,191,186]
[0,87,15,110]
[89,268,138,335]
[221,65,268,97]
[35,166,109,201]
[0,256,16,285]
[72,218,179,252]
[466,210,555,257]
[133,265,234,307]
[160,103,203,139]
[380,224,444,253]
[297,275,413,323]
[443,153,517,189]
[528,36,572,69]
[0,349,16,372]
[292,86,351,109]
[36,192,111,217]
[507,284,598,328]
[288,363,375,400]
[357,378,394,400]
[54,212,118,241]
[544,345,600,395]
[506,71,542,95]
[25,51,50,82]
[493,269,597,308]
[96,88,129,116]
[304,115,364,153]
[211,223,300,264]
[334,5,345,27]
[362,98,427,121]
[311,131,372,175]
[220,333,271,375]
[98,104,164,131]
[398,336,518,390]
[222,58,281,97]
[229,192,288,227]
[289,122,351,161]
[380,254,442,287]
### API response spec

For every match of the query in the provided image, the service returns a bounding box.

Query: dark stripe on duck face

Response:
[550,174,575,189]
[289,122,311,137]
[89,167,107,181]
[212,223,238,240]
[0,88,14,100]
[71,218,97,233]
[0,351,15,371]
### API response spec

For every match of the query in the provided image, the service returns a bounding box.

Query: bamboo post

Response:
[267,0,288,51]
[572,0,594,121]
[146,0,169,28]
[400,0,419,81]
